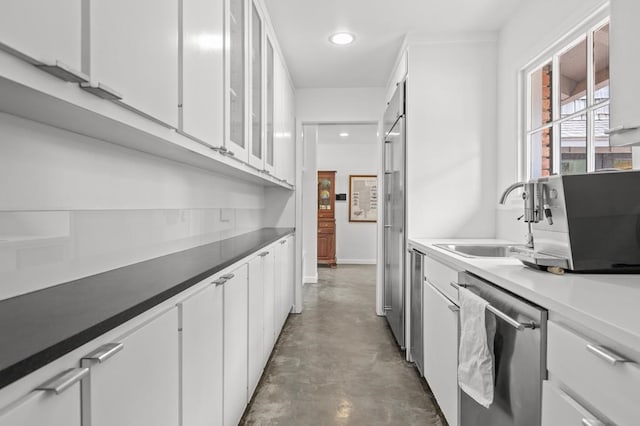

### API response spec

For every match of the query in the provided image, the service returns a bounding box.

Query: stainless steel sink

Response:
[434,243,525,258]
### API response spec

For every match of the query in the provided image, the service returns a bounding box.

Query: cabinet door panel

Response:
[262,250,276,363]
[182,0,224,145]
[223,265,248,426]
[226,0,248,161]
[248,2,263,168]
[248,256,264,397]
[610,0,640,145]
[542,381,605,426]
[0,0,81,69]
[0,386,81,426]
[84,308,179,426]
[91,0,178,127]
[423,282,459,426]
[180,284,223,426]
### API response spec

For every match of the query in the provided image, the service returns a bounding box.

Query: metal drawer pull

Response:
[221,273,235,280]
[448,305,460,312]
[450,282,468,289]
[280,240,287,245]
[586,344,632,365]
[581,418,605,426]
[37,61,89,83]
[79,82,123,100]
[450,282,535,330]
[384,225,392,228]
[213,278,226,286]
[258,252,269,257]
[35,368,89,395]
[82,343,124,363]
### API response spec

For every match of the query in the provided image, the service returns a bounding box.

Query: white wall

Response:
[300,124,318,283]
[406,38,498,240]
[316,124,379,264]
[495,0,609,241]
[296,87,386,283]
[0,112,265,299]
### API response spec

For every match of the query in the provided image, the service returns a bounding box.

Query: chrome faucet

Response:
[499,181,526,204]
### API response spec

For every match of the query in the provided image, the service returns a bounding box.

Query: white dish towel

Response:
[457,287,497,408]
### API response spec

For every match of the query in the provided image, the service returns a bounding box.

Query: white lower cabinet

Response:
[223,264,249,426]
[0,368,85,426]
[81,307,180,426]
[423,280,459,426]
[542,381,605,426]
[179,283,223,426]
[262,249,276,365]
[248,254,265,398]
[275,236,294,333]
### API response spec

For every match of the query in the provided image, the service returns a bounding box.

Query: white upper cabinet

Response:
[264,37,276,174]
[89,0,179,127]
[248,2,264,168]
[225,0,249,162]
[273,51,296,185]
[609,0,640,146]
[385,50,407,104]
[181,0,225,147]
[0,0,84,80]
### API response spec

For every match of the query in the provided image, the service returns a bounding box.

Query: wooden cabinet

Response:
[89,0,178,127]
[0,368,85,426]
[609,0,640,146]
[181,0,225,147]
[0,0,82,74]
[223,264,249,426]
[423,281,459,426]
[317,171,337,266]
[179,284,223,426]
[80,308,179,426]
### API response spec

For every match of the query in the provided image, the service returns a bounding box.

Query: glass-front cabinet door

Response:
[225,0,248,162]
[264,37,275,173]
[248,1,263,168]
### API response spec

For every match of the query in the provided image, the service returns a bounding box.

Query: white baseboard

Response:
[337,259,377,265]
[303,274,318,284]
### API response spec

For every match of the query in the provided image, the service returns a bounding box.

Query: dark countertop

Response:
[0,227,294,391]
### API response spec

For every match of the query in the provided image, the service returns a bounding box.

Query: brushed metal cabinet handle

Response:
[213,278,227,286]
[586,344,632,365]
[82,343,124,363]
[258,252,269,257]
[35,368,89,395]
[221,273,235,280]
[79,82,122,100]
[447,305,460,312]
[581,418,605,426]
[37,60,89,83]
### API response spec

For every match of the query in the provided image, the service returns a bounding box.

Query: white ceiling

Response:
[317,123,378,144]
[263,0,525,89]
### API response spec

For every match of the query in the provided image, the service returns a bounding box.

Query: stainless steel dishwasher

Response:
[409,248,424,376]
[456,272,547,426]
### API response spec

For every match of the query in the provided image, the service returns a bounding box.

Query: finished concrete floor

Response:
[241,264,446,426]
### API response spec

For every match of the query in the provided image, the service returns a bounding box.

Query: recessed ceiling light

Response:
[339,132,349,137]
[329,32,355,46]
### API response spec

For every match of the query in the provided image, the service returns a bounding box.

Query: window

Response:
[524,17,633,179]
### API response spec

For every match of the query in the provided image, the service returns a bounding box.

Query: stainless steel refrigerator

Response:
[383,82,406,348]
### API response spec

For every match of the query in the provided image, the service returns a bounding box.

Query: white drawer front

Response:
[424,256,459,303]
[542,381,605,426]
[547,321,640,425]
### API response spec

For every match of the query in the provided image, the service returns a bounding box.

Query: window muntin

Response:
[525,18,632,179]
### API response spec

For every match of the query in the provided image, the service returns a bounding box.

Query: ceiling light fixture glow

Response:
[339,132,349,137]
[329,32,355,46]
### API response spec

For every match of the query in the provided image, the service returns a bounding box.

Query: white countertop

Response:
[409,238,640,356]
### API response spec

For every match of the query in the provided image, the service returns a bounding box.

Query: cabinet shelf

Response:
[0,52,292,190]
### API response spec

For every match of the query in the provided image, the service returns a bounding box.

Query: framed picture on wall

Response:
[349,175,378,222]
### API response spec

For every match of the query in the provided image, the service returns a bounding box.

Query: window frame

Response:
[519,6,611,180]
